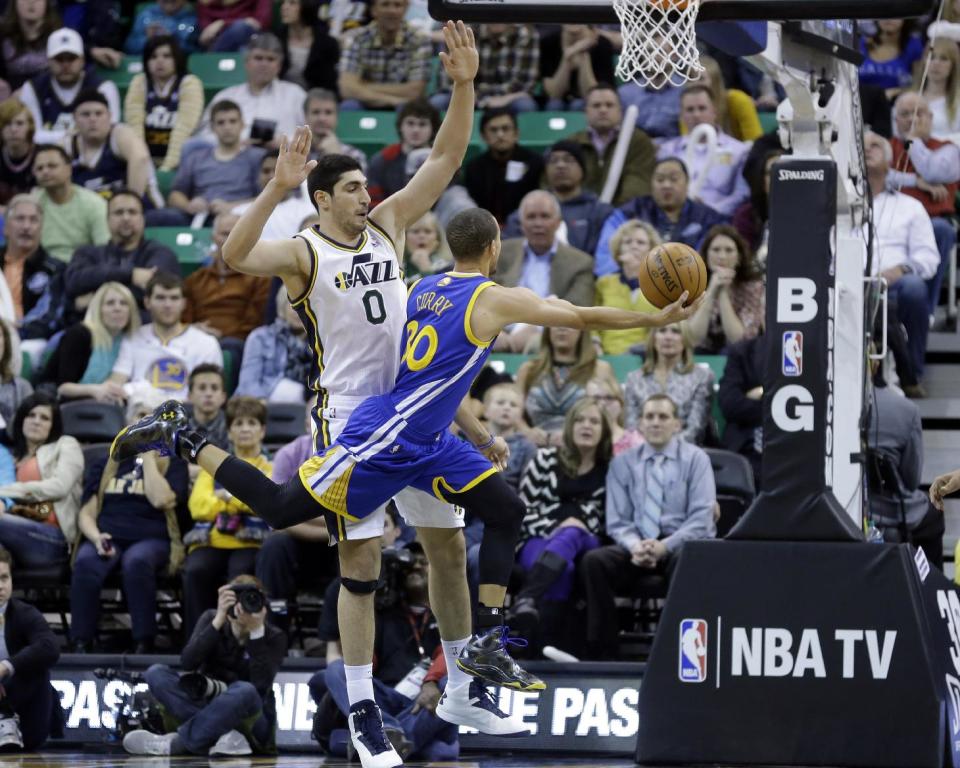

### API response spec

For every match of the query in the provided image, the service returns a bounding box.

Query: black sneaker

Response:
[110,401,188,461]
[457,625,546,692]
[346,700,402,768]
[174,428,211,463]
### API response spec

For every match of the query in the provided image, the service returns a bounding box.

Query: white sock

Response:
[344,663,375,706]
[441,636,473,689]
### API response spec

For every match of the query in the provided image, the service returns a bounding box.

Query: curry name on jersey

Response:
[389,271,497,435]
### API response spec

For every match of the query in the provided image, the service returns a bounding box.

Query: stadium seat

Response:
[704,447,755,536]
[143,226,213,275]
[82,442,111,471]
[265,402,307,446]
[517,112,588,150]
[61,401,126,443]
[187,53,245,101]
[96,56,144,99]
[758,110,779,134]
[336,111,399,157]
[156,168,175,198]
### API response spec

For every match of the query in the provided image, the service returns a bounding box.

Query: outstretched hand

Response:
[654,291,706,326]
[439,20,479,85]
[274,125,318,191]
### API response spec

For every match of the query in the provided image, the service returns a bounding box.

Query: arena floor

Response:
[6,754,636,767]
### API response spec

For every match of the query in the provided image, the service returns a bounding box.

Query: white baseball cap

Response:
[47,27,84,58]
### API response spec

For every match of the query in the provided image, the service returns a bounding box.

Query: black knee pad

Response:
[340,576,381,594]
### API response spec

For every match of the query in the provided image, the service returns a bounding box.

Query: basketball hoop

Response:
[613,0,703,89]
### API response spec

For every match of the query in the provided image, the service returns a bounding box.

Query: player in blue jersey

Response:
[113,208,701,766]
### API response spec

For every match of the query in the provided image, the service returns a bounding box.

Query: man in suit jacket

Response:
[718,333,765,485]
[0,546,62,751]
[493,190,596,352]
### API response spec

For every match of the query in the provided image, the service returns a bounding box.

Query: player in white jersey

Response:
[143,23,531,768]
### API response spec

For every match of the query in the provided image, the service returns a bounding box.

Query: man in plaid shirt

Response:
[338,0,432,109]
[431,24,540,112]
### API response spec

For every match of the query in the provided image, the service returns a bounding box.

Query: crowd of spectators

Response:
[0,6,958,754]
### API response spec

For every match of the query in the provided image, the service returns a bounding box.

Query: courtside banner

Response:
[638,540,947,767]
[48,659,642,753]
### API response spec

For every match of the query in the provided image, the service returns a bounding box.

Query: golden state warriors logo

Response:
[437,277,452,287]
[332,253,398,291]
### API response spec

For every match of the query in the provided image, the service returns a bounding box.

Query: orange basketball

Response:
[639,242,707,309]
[648,0,690,10]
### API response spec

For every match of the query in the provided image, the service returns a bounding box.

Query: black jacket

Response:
[718,334,766,455]
[465,145,544,225]
[279,25,340,93]
[0,246,66,340]
[181,609,287,719]
[2,597,60,677]
[64,238,179,314]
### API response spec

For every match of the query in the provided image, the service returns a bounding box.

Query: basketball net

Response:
[613,0,703,89]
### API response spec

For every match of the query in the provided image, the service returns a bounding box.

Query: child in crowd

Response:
[482,382,537,490]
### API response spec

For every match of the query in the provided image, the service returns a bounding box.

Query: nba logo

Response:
[678,619,708,683]
[783,331,803,377]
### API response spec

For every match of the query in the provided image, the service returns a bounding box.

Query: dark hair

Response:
[681,83,714,104]
[307,154,363,205]
[480,107,517,133]
[283,0,321,28]
[700,224,761,284]
[108,189,144,212]
[0,1,61,57]
[12,393,63,461]
[189,363,225,391]
[145,271,183,297]
[74,89,110,111]
[143,34,187,85]
[748,148,783,224]
[261,148,281,163]
[211,99,243,120]
[34,143,71,164]
[586,82,619,99]
[867,18,915,54]
[230,573,268,594]
[396,98,441,138]
[558,397,613,477]
[0,545,11,570]
[654,156,689,180]
[642,392,679,418]
[446,208,500,261]
[0,322,14,383]
[226,395,268,427]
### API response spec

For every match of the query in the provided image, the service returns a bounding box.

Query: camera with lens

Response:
[228,583,266,617]
[178,672,228,701]
[377,545,417,610]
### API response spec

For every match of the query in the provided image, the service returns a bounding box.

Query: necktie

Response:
[642,453,666,540]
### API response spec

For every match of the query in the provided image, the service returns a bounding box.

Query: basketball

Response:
[638,242,707,308]
[648,0,690,10]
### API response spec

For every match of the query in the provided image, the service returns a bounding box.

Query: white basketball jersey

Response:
[292,221,406,420]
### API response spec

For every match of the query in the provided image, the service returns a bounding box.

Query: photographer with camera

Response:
[123,575,287,757]
[310,540,461,762]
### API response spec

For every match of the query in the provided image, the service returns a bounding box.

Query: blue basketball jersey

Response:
[388,272,496,435]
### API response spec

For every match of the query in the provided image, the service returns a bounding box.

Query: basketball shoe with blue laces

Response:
[456,625,546,692]
[436,678,532,736]
[347,700,402,768]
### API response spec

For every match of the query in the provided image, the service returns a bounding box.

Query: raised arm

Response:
[373,21,478,237]
[221,125,316,293]
[469,284,704,343]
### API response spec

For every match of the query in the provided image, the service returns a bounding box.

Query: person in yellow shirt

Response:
[181,396,271,633]
[594,220,660,354]
[680,55,763,142]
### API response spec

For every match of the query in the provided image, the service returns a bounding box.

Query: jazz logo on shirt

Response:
[783,331,803,377]
[678,619,708,683]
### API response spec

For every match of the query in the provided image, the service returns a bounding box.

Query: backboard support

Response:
[428,0,936,26]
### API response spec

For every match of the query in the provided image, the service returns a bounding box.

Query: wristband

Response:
[475,435,496,451]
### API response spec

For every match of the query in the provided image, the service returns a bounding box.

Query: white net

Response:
[613,0,703,89]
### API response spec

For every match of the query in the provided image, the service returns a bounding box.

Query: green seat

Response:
[144,227,213,276]
[155,168,175,198]
[758,111,778,134]
[517,112,588,150]
[187,53,245,100]
[337,111,399,158]
[20,351,32,382]
[97,56,145,100]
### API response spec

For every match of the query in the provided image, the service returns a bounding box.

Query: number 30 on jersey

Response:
[403,320,438,371]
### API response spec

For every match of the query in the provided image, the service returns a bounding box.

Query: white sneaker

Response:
[123,730,178,755]
[209,729,252,756]
[436,680,533,737]
[347,700,403,768]
[0,715,23,750]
